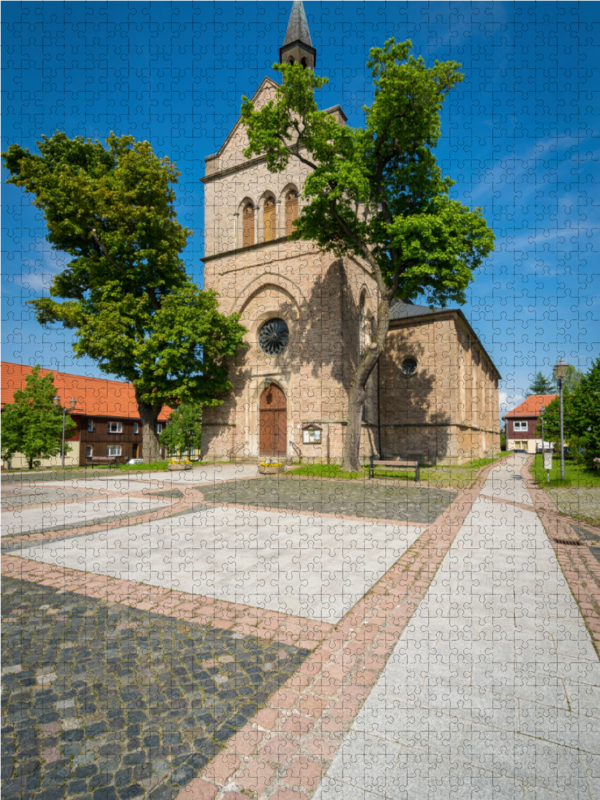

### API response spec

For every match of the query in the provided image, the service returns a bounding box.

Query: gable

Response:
[205,77,280,174]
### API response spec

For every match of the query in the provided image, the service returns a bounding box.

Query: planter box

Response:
[168,463,192,471]
[258,465,284,475]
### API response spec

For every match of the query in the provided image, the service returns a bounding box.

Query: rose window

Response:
[258,318,289,355]
[401,357,418,375]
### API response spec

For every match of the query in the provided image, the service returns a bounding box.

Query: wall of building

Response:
[79,417,144,465]
[378,314,500,465]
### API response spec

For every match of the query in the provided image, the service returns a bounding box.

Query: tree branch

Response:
[90,228,124,274]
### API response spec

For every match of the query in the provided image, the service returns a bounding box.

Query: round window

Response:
[401,357,418,376]
[258,318,289,355]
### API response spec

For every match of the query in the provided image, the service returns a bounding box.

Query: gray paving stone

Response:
[1,578,309,800]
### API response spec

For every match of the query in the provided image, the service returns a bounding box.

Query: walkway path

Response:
[314,454,600,800]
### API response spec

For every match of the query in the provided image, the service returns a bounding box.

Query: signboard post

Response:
[543,450,552,482]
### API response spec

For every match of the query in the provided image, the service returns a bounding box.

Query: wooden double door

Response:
[259,384,287,456]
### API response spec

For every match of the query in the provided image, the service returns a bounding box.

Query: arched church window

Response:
[285,190,299,236]
[359,293,366,357]
[301,58,308,68]
[264,197,276,242]
[243,203,255,247]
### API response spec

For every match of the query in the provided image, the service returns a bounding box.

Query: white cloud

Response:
[499,391,523,416]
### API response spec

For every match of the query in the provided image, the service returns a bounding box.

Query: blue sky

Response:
[2,1,599,414]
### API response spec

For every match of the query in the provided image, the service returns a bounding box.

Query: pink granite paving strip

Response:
[0,554,333,649]
[176,459,503,800]
[479,493,536,512]
[523,456,600,656]
[0,485,195,548]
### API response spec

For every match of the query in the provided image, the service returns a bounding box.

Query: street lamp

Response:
[553,358,569,480]
[54,395,77,469]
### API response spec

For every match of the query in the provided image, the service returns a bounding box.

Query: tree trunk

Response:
[136,394,163,464]
[341,298,391,473]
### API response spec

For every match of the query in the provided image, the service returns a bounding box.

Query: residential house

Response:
[1,362,171,468]
[503,394,557,453]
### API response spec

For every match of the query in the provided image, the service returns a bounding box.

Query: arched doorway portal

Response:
[259,384,287,456]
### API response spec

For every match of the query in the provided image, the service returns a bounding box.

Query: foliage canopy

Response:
[1,367,77,469]
[3,133,246,460]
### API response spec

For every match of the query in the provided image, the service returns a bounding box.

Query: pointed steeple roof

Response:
[280,0,317,69]
[283,0,312,48]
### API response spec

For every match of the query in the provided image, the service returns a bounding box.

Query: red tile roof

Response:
[1,362,171,421]
[503,394,558,419]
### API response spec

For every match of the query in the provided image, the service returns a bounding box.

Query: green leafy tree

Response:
[3,133,247,462]
[1,367,77,469]
[241,41,495,471]
[525,371,555,397]
[563,364,585,395]
[160,404,203,458]
[535,393,567,447]
[569,357,600,469]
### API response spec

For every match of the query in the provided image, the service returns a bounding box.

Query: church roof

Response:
[283,0,313,47]
[389,299,438,320]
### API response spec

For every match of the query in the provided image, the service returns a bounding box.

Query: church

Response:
[200,1,500,466]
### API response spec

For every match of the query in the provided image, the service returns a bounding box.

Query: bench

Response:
[369,456,420,481]
[86,456,118,470]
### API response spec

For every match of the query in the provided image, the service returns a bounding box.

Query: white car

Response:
[127,458,144,465]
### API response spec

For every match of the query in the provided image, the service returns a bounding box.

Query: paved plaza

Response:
[2,456,600,799]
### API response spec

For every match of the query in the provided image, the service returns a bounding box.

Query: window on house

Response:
[514,421,528,432]
[87,419,94,432]
[86,446,93,458]
[156,424,163,434]
[108,422,123,433]
[264,197,276,242]
[133,423,139,434]
[107,445,122,457]
[285,190,299,236]
[243,203,255,247]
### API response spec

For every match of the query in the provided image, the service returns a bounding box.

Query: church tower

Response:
[200,0,373,463]
[279,0,317,69]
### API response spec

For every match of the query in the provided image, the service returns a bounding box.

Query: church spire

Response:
[279,0,317,70]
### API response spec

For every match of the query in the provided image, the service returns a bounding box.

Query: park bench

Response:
[369,456,420,481]
[86,456,118,470]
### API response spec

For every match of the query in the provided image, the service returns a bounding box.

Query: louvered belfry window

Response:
[285,190,299,236]
[243,203,255,247]
[264,198,276,242]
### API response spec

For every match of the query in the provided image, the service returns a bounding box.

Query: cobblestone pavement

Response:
[546,487,600,527]
[199,477,456,525]
[1,577,309,800]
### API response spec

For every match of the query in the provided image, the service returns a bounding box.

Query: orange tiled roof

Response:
[1,362,171,421]
[503,394,558,419]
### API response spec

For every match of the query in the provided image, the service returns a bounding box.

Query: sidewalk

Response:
[315,454,600,800]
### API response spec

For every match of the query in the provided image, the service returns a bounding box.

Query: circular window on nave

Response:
[258,318,289,355]
[401,357,418,375]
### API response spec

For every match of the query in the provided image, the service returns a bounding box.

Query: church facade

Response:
[201,1,500,466]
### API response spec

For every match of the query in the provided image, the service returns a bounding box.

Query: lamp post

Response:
[54,395,77,469]
[553,358,569,480]
[539,405,549,483]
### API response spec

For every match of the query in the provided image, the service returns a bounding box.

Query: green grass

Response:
[531,454,600,488]
[284,464,368,480]
[284,453,509,488]
[117,460,170,472]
